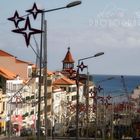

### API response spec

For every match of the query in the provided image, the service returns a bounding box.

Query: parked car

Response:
[36,127,45,136]
[53,123,66,136]
[67,124,76,137]
[20,128,33,137]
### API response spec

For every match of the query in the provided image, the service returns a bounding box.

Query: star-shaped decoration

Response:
[89,88,95,96]
[77,61,87,72]
[26,3,43,20]
[12,16,43,47]
[106,95,112,100]
[96,85,103,92]
[8,10,25,28]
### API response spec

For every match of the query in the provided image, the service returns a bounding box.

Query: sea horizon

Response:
[91,74,140,97]
[91,73,140,77]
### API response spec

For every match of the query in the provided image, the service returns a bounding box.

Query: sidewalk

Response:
[0,136,27,140]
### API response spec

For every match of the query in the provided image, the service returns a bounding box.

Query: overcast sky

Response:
[1,0,140,75]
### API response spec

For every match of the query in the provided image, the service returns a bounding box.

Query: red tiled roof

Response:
[62,47,75,63]
[0,67,16,80]
[0,50,15,57]
[47,70,54,76]
[44,69,54,76]
[15,58,33,65]
[53,76,75,85]
[0,50,33,65]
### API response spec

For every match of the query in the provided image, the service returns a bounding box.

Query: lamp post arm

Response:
[22,6,67,17]
[78,52,104,63]
[44,1,81,13]
[78,55,97,62]
[44,6,66,13]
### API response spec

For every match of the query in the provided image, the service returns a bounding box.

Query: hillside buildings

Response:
[0,48,94,136]
[1,48,140,138]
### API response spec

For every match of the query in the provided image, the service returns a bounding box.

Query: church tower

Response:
[62,47,75,71]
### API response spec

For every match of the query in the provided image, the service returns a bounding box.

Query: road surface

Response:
[0,136,96,140]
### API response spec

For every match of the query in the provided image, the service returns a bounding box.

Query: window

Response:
[30,110,34,115]
[26,96,30,100]
[67,96,69,101]
[68,87,76,92]
[31,95,34,99]
[60,87,66,91]
[72,95,77,101]
[47,80,52,86]
[68,87,72,92]
[13,84,16,91]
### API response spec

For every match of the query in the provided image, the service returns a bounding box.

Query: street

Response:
[0,136,97,140]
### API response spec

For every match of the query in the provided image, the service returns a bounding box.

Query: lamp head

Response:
[66,1,82,8]
[94,52,104,57]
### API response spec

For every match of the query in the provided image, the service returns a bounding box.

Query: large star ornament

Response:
[26,3,43,19]
[8,10,25,28]
[12,16,43,47]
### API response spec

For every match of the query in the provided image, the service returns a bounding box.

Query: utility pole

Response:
[102,90,105,140]
[121,75,131,136]
[8,103,11,140]
[86,70,89,138]
[37,12,44,140]
[111,98,114,140]
[43,19,48,140]
[76,67,80,140]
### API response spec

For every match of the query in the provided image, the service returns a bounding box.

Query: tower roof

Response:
[62,47,75,63]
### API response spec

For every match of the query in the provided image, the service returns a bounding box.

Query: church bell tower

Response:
[62,47,75,71]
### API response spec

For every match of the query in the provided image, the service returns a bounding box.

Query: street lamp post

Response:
[38,2,82,140]
[75,52,104,140]
[92,77,114,140]
[40,2,81,140]
[8,1,81,140]
[89,85,104,140]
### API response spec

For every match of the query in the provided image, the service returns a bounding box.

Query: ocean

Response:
[91,74,140,98]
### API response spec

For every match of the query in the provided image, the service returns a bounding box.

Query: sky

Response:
[1,0,140,76]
